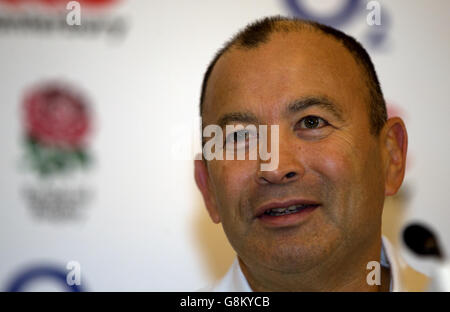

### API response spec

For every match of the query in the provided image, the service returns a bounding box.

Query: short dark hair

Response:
[199,16,387,135]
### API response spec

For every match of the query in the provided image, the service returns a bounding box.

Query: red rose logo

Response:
[24,84,90,148]
[22,82,93,176]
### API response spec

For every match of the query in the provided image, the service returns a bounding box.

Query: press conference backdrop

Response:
[0,0,448,291]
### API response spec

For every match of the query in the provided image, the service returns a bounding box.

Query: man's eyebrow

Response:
[216,112,259,128]
[286,96,344,121]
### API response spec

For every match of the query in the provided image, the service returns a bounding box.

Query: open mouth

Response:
[255,200,320,227]
[263,204,319,217]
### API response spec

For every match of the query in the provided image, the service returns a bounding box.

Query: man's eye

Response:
[235,131,248,141]
[297,116,329,129]
[226,130,249,143]
[225,129,257,150]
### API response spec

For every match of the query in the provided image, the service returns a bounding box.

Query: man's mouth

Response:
[255,199,320,227]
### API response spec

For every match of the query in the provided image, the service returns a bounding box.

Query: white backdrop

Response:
[0,0,449,291]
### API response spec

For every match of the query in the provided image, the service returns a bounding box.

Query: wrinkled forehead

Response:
[202,30,369,124]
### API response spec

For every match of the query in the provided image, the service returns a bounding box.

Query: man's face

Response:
[200,31,387,273]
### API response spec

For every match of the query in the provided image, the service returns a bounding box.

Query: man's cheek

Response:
[308,144,355,184]
[210,161,254,209]
[305,144,358,229]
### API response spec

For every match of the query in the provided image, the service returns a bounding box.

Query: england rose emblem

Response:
[23,82,92,176]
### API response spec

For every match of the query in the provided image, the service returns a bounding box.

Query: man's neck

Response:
[238,236,390,292]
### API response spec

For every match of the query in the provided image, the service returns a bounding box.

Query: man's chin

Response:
[237,241,333,274]
[235,230,344,275]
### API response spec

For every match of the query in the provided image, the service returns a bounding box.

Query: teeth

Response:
[265,204,308,216]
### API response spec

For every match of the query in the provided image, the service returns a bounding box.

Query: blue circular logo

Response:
[6,265,83,292]
[284,0,362,27]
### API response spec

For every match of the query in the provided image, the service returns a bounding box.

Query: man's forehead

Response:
[202,30,366,122]
[210,30,358,80]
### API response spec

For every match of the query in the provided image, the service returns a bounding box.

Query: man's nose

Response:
[256,135,305,185]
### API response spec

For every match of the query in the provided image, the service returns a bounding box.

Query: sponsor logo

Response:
[284,0,391,50]
[0,0,128,39]
[0,0,117,8]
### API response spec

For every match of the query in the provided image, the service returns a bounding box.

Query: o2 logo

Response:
[6,262,84,292]
[283,0,391,50]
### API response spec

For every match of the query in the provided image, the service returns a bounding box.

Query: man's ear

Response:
[381,117,408,196]
[194,157,221,224]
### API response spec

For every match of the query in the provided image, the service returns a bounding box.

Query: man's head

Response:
[195,16,407,286]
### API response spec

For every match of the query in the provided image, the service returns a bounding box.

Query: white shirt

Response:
[200,236,403,292]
